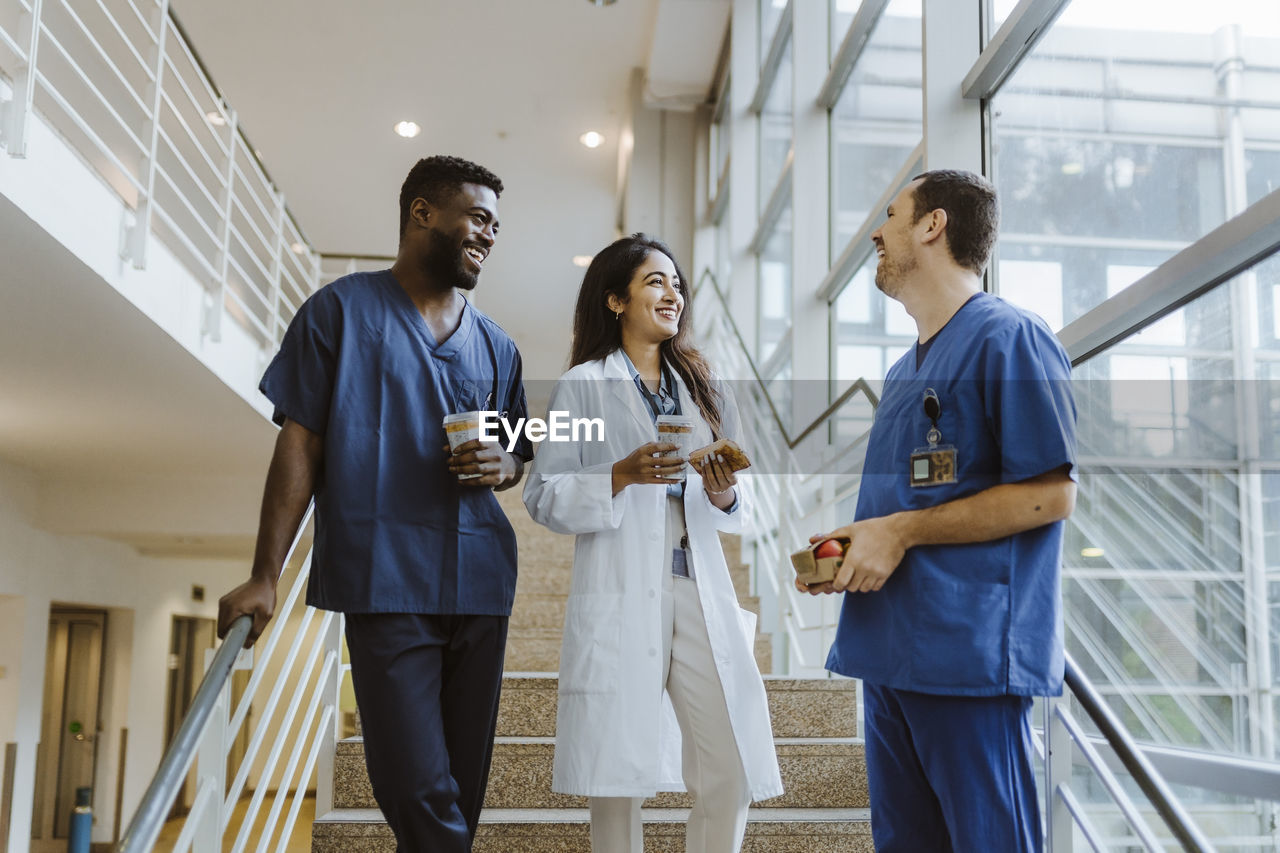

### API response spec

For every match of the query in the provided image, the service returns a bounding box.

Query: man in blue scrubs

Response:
[217,155,532,852]
[805,170,1077,852]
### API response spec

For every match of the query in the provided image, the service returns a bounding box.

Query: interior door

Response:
[32,609,106,850]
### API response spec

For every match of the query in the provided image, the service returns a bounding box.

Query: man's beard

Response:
[874,249,916,299]
[420,227,479,291]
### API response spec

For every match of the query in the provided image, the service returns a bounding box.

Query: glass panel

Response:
[829,0,921,257]
[760,39,793,213]
[758,204,792,363]
[830,250,914,386]
[990,1,1280,327]
[760,0,788,64]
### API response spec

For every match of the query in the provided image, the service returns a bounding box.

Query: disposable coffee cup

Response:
[655,414,694,481]
[443,411,483,479]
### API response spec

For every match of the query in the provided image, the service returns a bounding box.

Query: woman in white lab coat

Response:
[523,234,782,853]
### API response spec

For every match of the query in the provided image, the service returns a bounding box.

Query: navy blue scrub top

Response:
[825,293,1077,697]
[259,270,533,615]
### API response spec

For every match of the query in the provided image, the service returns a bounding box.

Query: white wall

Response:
[0,459,253,847]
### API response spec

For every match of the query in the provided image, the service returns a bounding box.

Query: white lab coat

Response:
[523,349,783,802]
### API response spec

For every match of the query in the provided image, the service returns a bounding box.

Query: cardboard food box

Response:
[790,538,848,586]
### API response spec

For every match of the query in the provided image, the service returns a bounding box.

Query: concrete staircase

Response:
[312,489,872,851]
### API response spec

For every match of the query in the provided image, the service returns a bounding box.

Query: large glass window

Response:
[990,3,1280,329]
[829,0,921,259]
[831,253,913,385]
[759,39,793,212]
[759,0,788,65]
[758,204,792,364]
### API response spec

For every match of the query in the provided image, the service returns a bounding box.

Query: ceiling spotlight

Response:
[205,111,226,126]
[1081,547,1105,558]
[291,242,307,254]
[394,121,421,138]
[579,131,604,149]
[572,255,593,267]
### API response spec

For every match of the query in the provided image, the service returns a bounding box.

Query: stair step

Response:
[505,627,772,673]
[313,807,874,851]
[358,674,856,738]
[494,675,856,739]
[334,737,867,811]
[510,592,761,631]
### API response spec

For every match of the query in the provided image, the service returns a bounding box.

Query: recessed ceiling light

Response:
[395,121,421,138]
[579,131,604,149]
[572,255,593,267]
[291,242,307,254]
[1081,547,1104,558]
[206,111,226,126]
[586,0,617,5]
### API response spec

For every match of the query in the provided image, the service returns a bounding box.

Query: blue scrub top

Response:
[259,269,533,615]
[825,293,1077,696]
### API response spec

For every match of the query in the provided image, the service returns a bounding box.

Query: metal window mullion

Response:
[816,0,889,109]
[3,0,44,156]
[818,142,922,302]
[1054,706,1168,851]
[706,153,731,226]
[53,0,151,111]
[749,153,792,254]
[124,0,168,268]
[1059,187,1280,366]
[961,0,1070,100]
[749,0,792,115]
[36,22,148,153]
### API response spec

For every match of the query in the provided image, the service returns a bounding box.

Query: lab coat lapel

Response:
[606,349,658,439]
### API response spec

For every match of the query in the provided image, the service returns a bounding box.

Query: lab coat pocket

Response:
[910,577,1010,688]
[559,593,623,695]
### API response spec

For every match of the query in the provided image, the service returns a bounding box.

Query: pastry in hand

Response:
[688,438,751,472]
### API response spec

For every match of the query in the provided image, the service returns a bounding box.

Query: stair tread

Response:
[316,807,873,824]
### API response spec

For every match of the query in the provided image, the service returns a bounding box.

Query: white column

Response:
[921,0,982,173]
[727,0,760,337]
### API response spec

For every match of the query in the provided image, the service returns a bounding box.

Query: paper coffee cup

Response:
[443,411,483,479]
[655,414,694,481]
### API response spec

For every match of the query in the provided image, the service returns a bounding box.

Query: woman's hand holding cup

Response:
[611,442,685,496]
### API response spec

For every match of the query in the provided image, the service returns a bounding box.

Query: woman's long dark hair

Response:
[570,233,723,437]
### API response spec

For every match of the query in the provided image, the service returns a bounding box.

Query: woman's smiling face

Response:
[609,250,684,345]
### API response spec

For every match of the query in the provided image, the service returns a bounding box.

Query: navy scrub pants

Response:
[344,613,508,853]
[862,682,1043,853]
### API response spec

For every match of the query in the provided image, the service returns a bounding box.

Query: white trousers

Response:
[589,572,752,853]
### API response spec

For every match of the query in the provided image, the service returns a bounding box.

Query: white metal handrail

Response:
[0,0,322,351]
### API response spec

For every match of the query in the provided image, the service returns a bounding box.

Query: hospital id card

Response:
[910,445,957,487]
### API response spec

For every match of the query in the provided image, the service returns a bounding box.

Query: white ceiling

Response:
[173,0,726,381]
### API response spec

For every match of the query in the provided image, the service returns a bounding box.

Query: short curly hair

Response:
[398,155,504,242]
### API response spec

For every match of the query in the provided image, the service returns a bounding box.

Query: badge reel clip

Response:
[909,388,957,487]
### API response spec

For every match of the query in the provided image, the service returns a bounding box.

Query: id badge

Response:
[910,444,957,487]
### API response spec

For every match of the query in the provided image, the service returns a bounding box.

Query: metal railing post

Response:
[1,0,43,156]
[192,646,229,853]
[123,0,171,268]
[314,614,343,818]
[1046,695,1074,852]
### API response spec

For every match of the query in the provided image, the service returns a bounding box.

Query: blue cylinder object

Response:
[68,786,92,853]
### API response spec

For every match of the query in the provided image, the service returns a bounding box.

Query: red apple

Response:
[814,538,845,559]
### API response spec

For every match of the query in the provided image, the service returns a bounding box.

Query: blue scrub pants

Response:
[345,613,508,853]
[863,682,1042,853]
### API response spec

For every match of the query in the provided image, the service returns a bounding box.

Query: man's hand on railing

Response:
[217,576,277,649]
